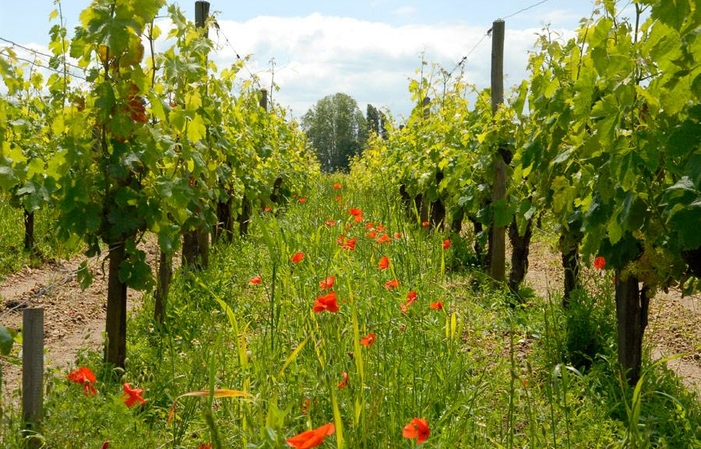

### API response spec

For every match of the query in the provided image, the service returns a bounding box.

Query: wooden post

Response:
[22,308,43,448]
[259,89,268,112]
[195,1,210,35]
[183,0,212,268]
[489,19,506,282]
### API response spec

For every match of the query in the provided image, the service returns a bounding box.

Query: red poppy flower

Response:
[422,221,430,227]
[286,422,335,449]
[365,222,374,229]
[337,372,349,389]
[335,196,343,202]
[291,252,305,263]
[342,237,357,251]
[301,397,311,415]
[319,276,335,290]
[298,198,307,203]
[366,230,378,238]
[313,291,339,313]
[402,417,430,444]
[376,224,385,232]
[593,256,606,270]
[333,183,343,190]
[325,220,337,227]
[393,232,403,239]
[264,206,272,212]
[122,383,146,407]
[249,275,262,285]
[442,239,451,250]
[385,279,400,290]
[378,256,390,270]
[430,301,443,310]
[197,444,212,449]
[68,366,96,384]
[67,366,98,397]
[376,234,391,244]
[401,291,418,314]
[349,208,363,217]
[360,332,375,347]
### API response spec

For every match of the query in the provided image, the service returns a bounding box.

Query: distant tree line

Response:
[302,93,387,172]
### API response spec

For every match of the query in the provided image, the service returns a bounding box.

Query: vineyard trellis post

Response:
[183,0,212,269]
[489,19,506,282]
[22,308,43,449]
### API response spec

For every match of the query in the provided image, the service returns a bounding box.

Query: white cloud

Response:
[393,6,417,16]
[166,14,574,120]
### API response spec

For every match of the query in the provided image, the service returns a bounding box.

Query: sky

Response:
[0,0,609,119]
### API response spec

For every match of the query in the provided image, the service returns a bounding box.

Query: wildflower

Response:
[286,422,335,449]
[249,275,262,285]
[393,232,403,239]
[367,230,378,239]
[291,252,305,263]
[325,220,337,227]
[67,366,97,397]
[402,417,430,444]
[401,291,418,314]
[360,332,376,347]
[197,444,212,449]
[422,221,429,227]
[376,234,391,244]
[429,301,443,310]
[594,256,606,270]
[122,383,146,407]
[342,237,357,251]
[337,372,349,389]
[301,397,311,415]
[349,208,363,217]
[335,196,343,202]
[298,198,307,204]
[442,239,451,250]
[365,222,374,229]
[264,206,272,212]
[313,291,339,313]
[375,224,385,232]
[385,279,400,290]
[333,183,343,190]
[319,276,335,290]
[378,256,390,270]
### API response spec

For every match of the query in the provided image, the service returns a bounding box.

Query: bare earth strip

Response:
[526,239,701,400]
[0,241,159,408]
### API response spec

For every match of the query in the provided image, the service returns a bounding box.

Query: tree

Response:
[366,104,388,140]
[302,93,367,172]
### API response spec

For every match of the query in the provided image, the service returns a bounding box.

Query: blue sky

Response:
[1,1,607,118]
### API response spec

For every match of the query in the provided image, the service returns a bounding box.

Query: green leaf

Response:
[0,324,16,356]
[77,260,94,290]
[669,200,701,249]
[599,233,642,270]
[668,119,701,158]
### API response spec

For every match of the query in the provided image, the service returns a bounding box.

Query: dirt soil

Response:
[526,238,701,399]
[0,241,160,408]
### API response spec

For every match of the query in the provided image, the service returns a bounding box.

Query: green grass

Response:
[2,175,700,448]
[0,198,80,279]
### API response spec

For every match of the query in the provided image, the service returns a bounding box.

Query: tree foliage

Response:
[302,93,367,172]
